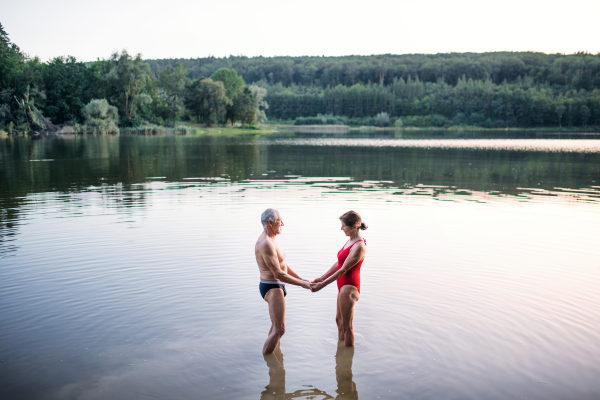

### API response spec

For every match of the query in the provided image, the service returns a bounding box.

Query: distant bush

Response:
[394,118,403,127]
[374,112,390,127]
[82,99,119,133]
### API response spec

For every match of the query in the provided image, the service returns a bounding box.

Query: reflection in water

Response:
[262,348,286,400]
[262,348,334,400]
[335,342,358,400]
[261,343,357,400]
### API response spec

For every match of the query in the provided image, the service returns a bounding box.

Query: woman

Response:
[312,211,367,347]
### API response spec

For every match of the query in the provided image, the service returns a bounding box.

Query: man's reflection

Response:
[261,344,357,400]
[335,341,358,400]
[262,347,286,399]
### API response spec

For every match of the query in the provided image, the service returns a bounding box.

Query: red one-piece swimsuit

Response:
[336,239,366,293]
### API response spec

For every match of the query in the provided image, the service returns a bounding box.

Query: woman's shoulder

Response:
[352,238,367,250]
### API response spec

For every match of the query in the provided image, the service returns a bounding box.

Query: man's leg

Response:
[263,288,285,354]
[339,285,360,347]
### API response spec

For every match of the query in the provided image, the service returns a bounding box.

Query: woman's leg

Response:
[339,285,360,347]
[336,291,345,341]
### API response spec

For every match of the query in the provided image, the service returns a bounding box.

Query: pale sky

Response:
[1,0,598,62]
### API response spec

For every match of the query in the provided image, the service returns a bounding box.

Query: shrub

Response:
[82,99,119,133]
[374,112,390,127]
[394,118,403,127]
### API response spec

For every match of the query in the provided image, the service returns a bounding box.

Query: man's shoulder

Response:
[256,236,277,253]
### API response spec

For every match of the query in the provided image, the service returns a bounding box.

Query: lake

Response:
[1,130,599,400]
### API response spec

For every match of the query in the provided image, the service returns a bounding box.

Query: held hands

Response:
[299,278,325,292]
[311,282,325,292]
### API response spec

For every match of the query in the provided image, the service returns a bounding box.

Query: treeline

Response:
[264,77,600,128]
[0,23,264,134]
[146,52,600,90]
[149,51,600,128]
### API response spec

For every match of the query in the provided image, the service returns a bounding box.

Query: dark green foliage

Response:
[158,64,189,126]
[0,23,24,90]
[271,77,600,128]
[184,78,231,125]
[148,52,600,128]
[41,56,104,124]
[146,52,600,91]
[230,87,257,126]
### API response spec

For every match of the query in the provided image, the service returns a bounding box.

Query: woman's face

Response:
[341,221,357,237]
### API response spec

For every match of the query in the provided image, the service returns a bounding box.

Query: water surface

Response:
[1,132,599,400]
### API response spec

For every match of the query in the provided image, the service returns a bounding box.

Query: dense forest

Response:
[149,53,600,128]
[0,23,263,134]
[1,21,599,133]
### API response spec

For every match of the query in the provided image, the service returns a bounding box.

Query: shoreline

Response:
[1,124,599,137]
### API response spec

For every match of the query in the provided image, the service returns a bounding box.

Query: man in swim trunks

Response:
[256,208,312,354]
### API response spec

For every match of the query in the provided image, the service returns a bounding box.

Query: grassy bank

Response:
[273,123,600,133]
[178,122,275,135]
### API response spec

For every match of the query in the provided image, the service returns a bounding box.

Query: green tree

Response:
[185,78,231,125]
[0,23,24,90]
[41,56,103,124]
[210,68,244,100]
[104,50,151,120]
[231,87,258,126]
[249,84,268,124]
[158,64,189,126]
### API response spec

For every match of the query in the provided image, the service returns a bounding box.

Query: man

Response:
[255,208,312,354]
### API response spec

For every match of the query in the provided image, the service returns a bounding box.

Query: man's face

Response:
[269,214,284,234]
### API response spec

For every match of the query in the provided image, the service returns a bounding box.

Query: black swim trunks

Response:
[259,280,287,299]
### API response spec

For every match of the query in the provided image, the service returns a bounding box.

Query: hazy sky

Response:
[1,0,598,62]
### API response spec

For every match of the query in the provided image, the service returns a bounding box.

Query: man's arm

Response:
[313,244,365,292]
[261,242,311,289]
[286,266,308,282]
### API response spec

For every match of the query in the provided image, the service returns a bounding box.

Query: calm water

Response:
[1,131,599,400]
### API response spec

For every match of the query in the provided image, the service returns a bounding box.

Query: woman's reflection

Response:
[335,341,358,400]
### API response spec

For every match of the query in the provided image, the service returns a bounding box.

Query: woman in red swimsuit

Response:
[312,211,367,347]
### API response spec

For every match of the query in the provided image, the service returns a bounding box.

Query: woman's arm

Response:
[312,261,338,283]
[313,243,366,292]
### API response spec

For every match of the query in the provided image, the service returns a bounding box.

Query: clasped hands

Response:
[303,277,325,293]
